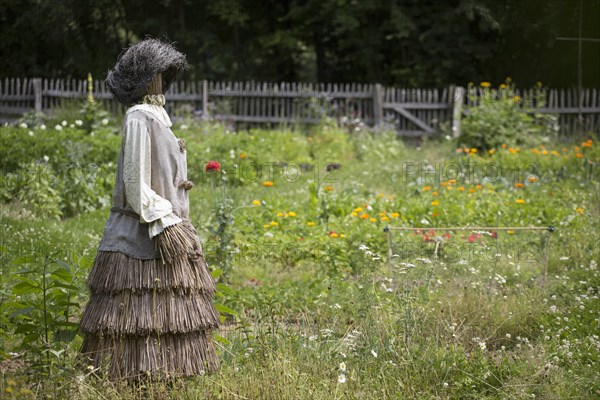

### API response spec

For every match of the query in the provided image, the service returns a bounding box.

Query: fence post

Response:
[373,83,383,129]
[202,79,209,120]
[452,85,464,138]
[33,78,42,113]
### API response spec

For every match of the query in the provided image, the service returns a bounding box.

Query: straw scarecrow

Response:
[79,38,220,381]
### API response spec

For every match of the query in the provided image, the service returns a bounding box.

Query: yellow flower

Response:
[376,193,384,198]
[7,379,17,386]
[391,212,400,218]
[276,212,284,217]
[514,183,524,188]
[432,191,439,196]
[515,199,525,204]
[263,224,270,229]
[288,211,296,217]
[431,200,439,206]
[536,81,542,87]
[499,83,507,89]
[270,221,279,226]
[458,186,465,191]
[528,176,538,183]
[239,152,247,159]
[513,96,521,102]
[480,82,491,88]
[381,216,390,222]
[351,211,358,217]
[340,233,346,238]
[488,149,495,155]
[422,186,431,191]
[470,148,477,153]
[576,207,584,215]
[542,150,549,155]
[252,199,261,206]
[307,221,316,226]
[507,230,514,235]
[329,232,339,238]
[369,218,377,222]
[263,181,274,187]
[360,213,369,220]
[354,207,363,213]
[324,186,334,191]
[551,150,559,156]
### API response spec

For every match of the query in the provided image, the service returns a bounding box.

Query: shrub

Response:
[459,80,558,151]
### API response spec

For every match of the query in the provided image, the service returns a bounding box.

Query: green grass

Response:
[0,119,598,399]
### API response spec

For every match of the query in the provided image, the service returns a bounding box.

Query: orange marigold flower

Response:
[432,191,439,196]
[527,176,538,183]
[575,153,584,158]
[360,213,369,220]
[475,185,482,189]
[422,186,432,191]
[431,200,439,206]
[391,212,400,218]
[239,152,247,159]
[441,181,448,187]
[514,183,524,188]
[263,181,274,187]
[448,179,457,184]
[324,186,334,191]
[488,149,495,155]
[501,144,507,149]
[458,186,465,191]
[469,188,476,193]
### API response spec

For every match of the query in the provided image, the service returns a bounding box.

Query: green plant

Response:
[460,80,558,151]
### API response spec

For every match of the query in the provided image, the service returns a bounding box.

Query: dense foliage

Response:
[1,0,598,87]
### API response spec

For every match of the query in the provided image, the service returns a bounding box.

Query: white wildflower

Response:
[337,373,346,383]
[28,131,34,136]
[370,349,378,358]
[339,362,346,372]
[39,124,46,130]
[19,122,28,129]
[61,120,67,126]
[55,124,63,131]
[75,119,83,126]
[101,118,109,125]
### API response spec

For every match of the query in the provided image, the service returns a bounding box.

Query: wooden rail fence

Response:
[1,77,599,138]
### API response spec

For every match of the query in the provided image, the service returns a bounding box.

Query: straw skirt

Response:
[79,221,220,381]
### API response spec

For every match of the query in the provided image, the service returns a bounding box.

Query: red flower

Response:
[205,161,220,172]
[467,234,477,243]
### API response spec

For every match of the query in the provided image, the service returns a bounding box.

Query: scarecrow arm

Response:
[123,117,182,238]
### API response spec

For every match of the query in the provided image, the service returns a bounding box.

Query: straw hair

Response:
[105,38,189,105]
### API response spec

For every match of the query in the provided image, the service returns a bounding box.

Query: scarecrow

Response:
[79,38,220,381]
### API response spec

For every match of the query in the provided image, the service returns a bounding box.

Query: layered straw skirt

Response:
[79,221,220,381]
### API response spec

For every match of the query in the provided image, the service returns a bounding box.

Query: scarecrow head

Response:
[105,38,189,106]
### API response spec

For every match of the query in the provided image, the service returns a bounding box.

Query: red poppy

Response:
[467,234,477,243]
[205,161,220,172]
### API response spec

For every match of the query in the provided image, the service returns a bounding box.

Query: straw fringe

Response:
[80,218,220,380]
[86,250,216,295]
[80,289,220,335]
[81,331,219,381]
[154,222,199,265]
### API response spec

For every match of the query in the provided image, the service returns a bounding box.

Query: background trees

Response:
[0,0,598,87]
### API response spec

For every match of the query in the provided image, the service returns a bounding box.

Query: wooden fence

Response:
[1,77,599,138]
